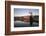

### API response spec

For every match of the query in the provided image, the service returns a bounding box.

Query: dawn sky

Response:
[14,8,39,17]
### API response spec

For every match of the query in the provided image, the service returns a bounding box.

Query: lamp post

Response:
[29,10,33,26]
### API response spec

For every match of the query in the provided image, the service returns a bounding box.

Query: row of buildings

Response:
[14,16,30,22]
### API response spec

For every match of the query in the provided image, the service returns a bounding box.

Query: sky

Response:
[14,8,39,17]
